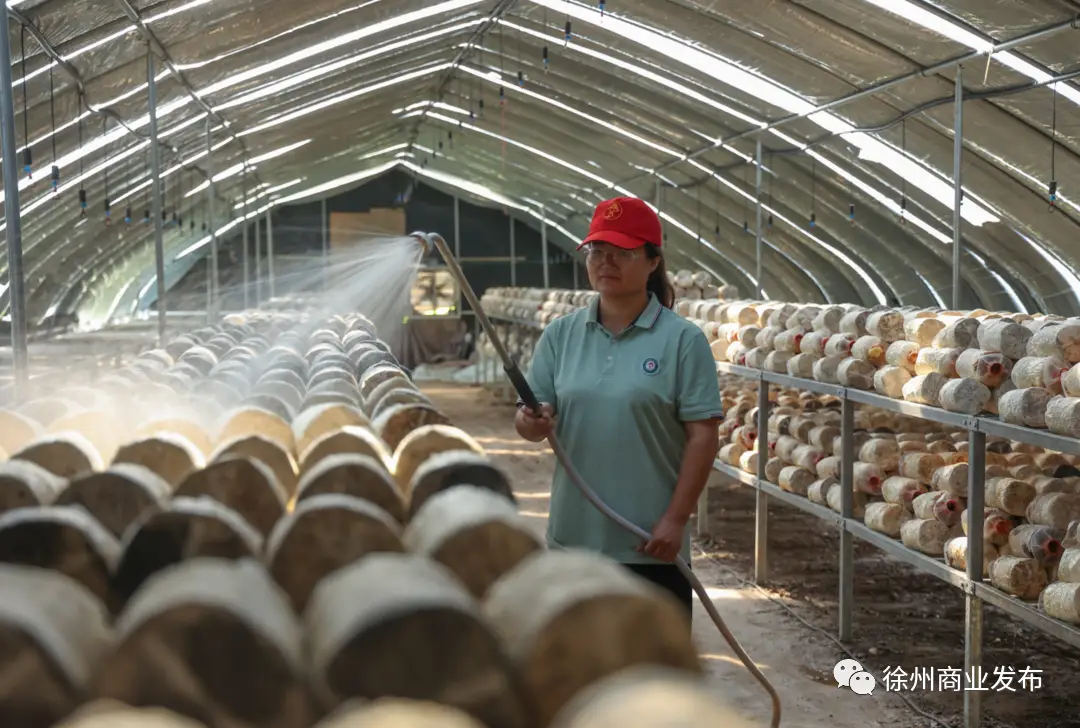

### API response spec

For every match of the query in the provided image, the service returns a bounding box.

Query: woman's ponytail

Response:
[644,244,675,309]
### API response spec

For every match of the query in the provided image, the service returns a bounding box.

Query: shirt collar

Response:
[587,293,664,331]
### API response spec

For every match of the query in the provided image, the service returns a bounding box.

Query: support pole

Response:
[572,261,579,290]
[509,215,516,287]
[146,46,167,346]
[952,65,964,310]
[241,169,249,310]
[0,8,29,397]
[205,118,217,320]
[267,207,276,299]
[839,397,855,641]
[755,137,764,300]
[754,377,769,584]
[541,205,549,288]
[964,429,987,728]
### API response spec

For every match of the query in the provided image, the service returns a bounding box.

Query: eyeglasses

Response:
[581,243,642,264]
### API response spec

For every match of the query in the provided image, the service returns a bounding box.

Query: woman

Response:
[514,195,723,616]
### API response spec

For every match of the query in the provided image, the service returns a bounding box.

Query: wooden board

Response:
[330,209,406,250]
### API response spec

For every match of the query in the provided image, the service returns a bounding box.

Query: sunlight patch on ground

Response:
[698,587,745,601]
[700,653,771,671]
[483,448,550,457]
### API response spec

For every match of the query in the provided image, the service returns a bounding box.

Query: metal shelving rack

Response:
[711,360,1080,727]
[480,312,1080,725]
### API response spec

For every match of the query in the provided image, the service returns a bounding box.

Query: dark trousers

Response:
[623,563,693,618]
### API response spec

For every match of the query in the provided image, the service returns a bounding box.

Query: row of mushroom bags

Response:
[716,377,1080,622]
[0,304,743,728]
[479,287,1080,439]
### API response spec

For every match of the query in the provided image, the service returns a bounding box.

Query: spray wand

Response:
[412,232,783,727]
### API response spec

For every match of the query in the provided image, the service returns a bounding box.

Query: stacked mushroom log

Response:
[667,269,718,301]
[481,287,596,328]
[0,312,712,728]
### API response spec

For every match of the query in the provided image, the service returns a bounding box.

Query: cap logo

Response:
[603,201,623,221]
[642,357,660,376]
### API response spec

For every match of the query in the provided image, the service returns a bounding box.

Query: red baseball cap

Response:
[579,196,662,250]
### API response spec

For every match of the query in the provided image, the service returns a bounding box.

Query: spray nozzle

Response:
[409,231,434,256]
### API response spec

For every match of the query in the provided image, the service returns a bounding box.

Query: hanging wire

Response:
[565,12,572,45]
[848,174,855,223]
[499,23,506,106]
[175,163,183,227]
[77,98,87,220]
[809,157,817,228]
[900,118,908,224]
[49,65,58,194]
[743,163,750,233]
[767,155,774,227]
[161,158,169,223]
[499,23,507,171]
[542,7,549,71]
[661,184,667,243]
[143,148,151,224]
[696,185,701,240]
[20,25,32,179]
[478,47,485,119]
[516,24,523,87]
[1049,83,1059,212]
[714,175,721,238]
[103,117,111,224]
[124,151,133,224]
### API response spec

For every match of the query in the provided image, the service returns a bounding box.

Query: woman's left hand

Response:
[639,512,688,562]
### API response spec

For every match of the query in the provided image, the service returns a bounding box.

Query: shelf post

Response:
[839,396,855,641]
[964,428,986,728]
[754,376,770,584]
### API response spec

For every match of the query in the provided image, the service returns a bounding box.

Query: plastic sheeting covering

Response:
[0,0,1076,326]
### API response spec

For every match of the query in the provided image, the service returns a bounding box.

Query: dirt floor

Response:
[421,381,1080,728]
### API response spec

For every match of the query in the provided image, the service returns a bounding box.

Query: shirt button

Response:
[607,356,613,361]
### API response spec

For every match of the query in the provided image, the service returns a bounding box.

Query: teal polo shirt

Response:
[525,292,723,564]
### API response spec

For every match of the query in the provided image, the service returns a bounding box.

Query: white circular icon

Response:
[833,658,864,688]
[850,671,876,696]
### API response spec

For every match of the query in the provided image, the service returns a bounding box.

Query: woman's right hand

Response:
[516,402,556,442]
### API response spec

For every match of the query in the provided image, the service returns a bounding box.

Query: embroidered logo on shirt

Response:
[642,357,660,375]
